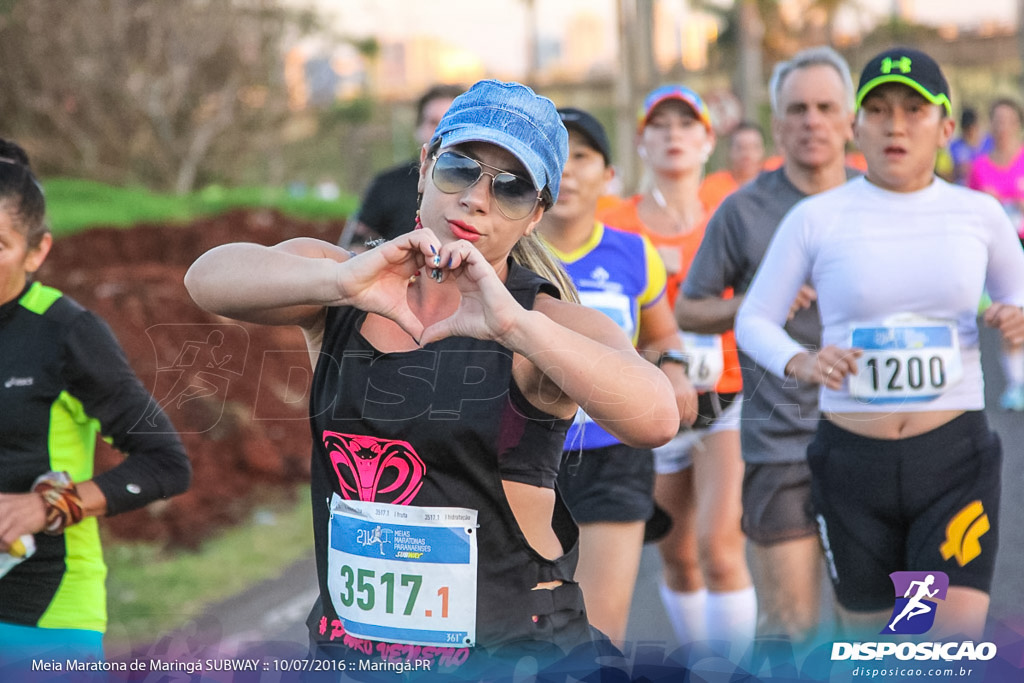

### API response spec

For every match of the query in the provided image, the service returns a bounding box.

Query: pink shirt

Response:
[969,148,1024,235]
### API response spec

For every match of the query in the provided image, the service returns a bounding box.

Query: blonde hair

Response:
[512,232,580,304]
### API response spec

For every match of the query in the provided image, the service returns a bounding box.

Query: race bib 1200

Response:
[848,316,963,403]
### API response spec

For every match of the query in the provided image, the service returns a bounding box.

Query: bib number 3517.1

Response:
[327,495,478,647]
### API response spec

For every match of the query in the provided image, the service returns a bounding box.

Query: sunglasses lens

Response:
[431,151,539,219]
[432,152,482,194]
[492,173,538,219]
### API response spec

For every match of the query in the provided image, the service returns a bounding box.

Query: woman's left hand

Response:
[984,302,1024,347]
[0,492,46,552]
[419,241,525,345]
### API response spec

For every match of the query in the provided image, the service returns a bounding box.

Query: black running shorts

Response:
[807,411,1001,612]
[557,443,655,524]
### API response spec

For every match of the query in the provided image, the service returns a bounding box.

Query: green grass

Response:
[103,485,313,652]
[43,178,358,237]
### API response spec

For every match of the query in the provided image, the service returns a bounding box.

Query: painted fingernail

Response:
[447,256,453,267]
[431,268,442,282]
[430,244,437,254]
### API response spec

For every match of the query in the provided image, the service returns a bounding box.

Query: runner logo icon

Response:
[883,571,949,635]
[356,525,393,555]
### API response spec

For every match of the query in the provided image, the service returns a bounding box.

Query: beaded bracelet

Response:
[32,471,85,535]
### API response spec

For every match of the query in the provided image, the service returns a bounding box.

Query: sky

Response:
[321,0,1017,77]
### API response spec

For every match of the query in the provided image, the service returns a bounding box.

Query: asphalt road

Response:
[144,324,1024,663]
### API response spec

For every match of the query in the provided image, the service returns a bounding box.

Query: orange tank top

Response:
[598,194,742,394]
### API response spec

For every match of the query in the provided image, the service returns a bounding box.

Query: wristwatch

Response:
[657,350,691,374]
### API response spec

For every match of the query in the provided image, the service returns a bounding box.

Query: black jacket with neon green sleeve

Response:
[0,282,190,632]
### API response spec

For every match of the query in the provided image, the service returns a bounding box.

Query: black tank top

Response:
[305,262,592,663]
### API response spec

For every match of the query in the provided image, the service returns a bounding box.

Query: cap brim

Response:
[437,125,546,191]
[641,95,713,132]
[561,122,609,161]
[856,75,952,116]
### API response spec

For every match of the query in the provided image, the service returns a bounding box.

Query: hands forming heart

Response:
[335,228,526,347]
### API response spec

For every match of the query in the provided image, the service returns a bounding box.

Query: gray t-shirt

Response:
[682,167,855,464]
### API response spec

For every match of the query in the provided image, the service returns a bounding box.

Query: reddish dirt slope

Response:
[36,209,345,548]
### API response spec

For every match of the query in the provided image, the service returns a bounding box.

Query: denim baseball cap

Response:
[640,85,713,132]
[430,79,569,201]
[856,47,952,116]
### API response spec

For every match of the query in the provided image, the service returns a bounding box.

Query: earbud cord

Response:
[651,185,703,236]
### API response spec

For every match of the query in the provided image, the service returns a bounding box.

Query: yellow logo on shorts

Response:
[939,500,989,567]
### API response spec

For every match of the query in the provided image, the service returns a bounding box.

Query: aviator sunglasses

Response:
[431,151,542,220]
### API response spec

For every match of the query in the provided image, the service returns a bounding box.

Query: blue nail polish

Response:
[430,244,436,254]
[448,256,453,267]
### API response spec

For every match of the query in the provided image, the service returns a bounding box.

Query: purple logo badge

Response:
[882,571,949,635]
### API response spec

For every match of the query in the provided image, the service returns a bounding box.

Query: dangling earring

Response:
[409,207,423,283]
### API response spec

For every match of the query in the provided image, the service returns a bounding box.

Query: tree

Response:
[0,0,317,193]
[1019,0,1024,93]
[689,0,861,117]
[736,0,766,120]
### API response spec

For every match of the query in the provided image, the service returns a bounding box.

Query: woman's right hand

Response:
[335,229,443,343]
[662,363,698,427]
[784,345,862,389]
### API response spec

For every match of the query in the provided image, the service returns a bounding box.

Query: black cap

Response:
[557,107,612,165]
[856,47,951,116]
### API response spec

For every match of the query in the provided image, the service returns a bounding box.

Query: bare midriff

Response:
[826,409,966,440]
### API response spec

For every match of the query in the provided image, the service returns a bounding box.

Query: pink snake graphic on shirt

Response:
[323,431,425,504]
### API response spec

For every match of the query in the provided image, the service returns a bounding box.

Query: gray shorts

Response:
[741,460,817,545]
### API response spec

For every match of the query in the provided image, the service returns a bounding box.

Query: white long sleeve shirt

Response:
[736,176,1024,413]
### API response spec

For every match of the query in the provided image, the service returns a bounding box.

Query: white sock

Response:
[706,586,757,660]
[1001,347,1024,388]
[659,584,708,645]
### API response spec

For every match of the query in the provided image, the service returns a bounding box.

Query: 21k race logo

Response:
[882,571,948,635]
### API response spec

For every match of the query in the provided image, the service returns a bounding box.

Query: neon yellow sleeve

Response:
[639,235,667,308]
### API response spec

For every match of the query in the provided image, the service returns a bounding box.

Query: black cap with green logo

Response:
[855,47,952,117]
